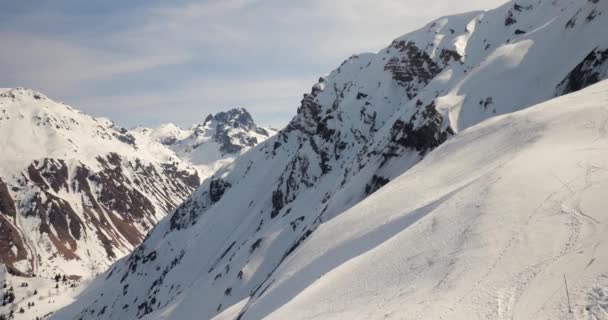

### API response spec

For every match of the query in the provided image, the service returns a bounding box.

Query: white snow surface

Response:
[54,0,608,319]
[0,266,88,320]
[0,87,183,175]
[241,80,608,320]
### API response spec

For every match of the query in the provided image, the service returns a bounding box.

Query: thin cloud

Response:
[0,31,191,94]
[0,0,508,128]
[73,75,313,128]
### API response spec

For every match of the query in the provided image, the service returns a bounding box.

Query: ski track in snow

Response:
[452,142,608,320]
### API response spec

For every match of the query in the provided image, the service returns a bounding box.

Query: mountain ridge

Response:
[0,88,271,319]
[237,79,608,320]
[0,86,200,279]
[52,0,608,319]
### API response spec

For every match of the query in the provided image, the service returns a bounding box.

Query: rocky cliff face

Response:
[0,87,200,279]
[557,45,608,95]
[55,0,608,319]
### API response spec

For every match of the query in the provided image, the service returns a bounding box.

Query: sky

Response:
[0,0,508,129]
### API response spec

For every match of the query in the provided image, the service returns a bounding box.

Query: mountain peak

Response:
[209,108,272,154]
[210,107,256,131]
[0,87,48,101]
[140,108,275,179]
[203,113,214,125]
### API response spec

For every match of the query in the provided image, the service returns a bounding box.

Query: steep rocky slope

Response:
[55,0,608,319]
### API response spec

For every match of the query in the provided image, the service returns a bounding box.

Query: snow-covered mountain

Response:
[55,0,608,319]
[217,80,608,320]
[0,90,272,319]
[135,108,275,179]
[0,87,201,318]
[0,87,203,277]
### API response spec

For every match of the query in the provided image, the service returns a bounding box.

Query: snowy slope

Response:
[55,0,608,319]
[231,79,608,320]
[0,88,200,319]
[135,109,275,180]
[0,265,89,320]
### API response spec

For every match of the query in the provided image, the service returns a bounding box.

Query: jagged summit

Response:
[210,108,255,130]
[137,107,275,178]
[207,108,271,153]
[189,108,269,137]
